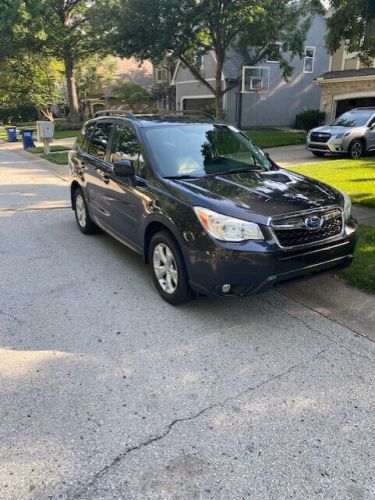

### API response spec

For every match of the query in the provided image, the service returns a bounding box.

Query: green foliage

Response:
[0,54,64,120]
[338,225,375,294]
[234,0,323,79]
[54,119,82,131]
[246,129,306,148]
[111,79,151,108]
[76,55,118,99]
[295,109,326,131]
[0,106,38,125]
[326,0,375,65]
[110,0,322,116]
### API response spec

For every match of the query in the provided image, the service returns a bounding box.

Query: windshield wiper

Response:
[163,174,200,180]
[205,167,260,177]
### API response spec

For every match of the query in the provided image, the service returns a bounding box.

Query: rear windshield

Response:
[144,124,272,178]
[333,110,374,127]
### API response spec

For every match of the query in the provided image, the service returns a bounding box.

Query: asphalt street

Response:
[0,145,374,499]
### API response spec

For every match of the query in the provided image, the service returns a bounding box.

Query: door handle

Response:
[101,173,110,184]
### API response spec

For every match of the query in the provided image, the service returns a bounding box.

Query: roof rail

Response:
[94,109,137,119]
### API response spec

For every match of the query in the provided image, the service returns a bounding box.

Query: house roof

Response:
[320,68,375,80]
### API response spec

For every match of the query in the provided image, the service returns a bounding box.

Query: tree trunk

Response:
[215,53,225,119]
[63,49,80,124]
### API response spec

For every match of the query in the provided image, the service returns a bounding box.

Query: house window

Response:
[155,67,168,83]
[267,42,282,63]
[242,66,270,93]
[194,55,204,69]
[303,47,315,73]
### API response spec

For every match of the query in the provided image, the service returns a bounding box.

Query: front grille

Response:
[271,209,343,248]
[310,132,331,143]
[310,144,329,150]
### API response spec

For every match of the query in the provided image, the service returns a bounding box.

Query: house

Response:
[317,46,375,123]
[152,62,176,110]
[85,57,153,116]
[171,15,329,128]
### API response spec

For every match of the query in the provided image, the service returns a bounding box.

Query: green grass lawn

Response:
[41,151,69,165]
[246,129,306,149]
[0,125,80,141]
[338,225,375,294]
[28,145,70,154]
[286,158,375,208]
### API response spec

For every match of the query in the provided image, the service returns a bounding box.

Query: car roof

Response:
[91,110,222,128]
[350,107,375,112]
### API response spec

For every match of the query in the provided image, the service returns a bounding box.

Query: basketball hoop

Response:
[254,86,268,101]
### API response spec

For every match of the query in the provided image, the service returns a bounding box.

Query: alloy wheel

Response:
[152,243,178,294]
[350,141,363,159]
[75,194,87,228]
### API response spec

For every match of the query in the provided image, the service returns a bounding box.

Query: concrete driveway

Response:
[1,145,375,499]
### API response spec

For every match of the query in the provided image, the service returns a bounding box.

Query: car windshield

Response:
[144,124,272,178]
[332,110,374,127]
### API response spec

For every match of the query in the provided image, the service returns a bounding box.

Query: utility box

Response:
[36,121,55,142]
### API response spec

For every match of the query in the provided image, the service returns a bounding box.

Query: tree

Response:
[110,0,322,117]
[0,0,113,123]
[325,0,375,65]
[111,79,152,110]
[0,54,64,120]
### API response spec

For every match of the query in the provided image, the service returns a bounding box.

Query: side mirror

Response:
[370,123,375,130]
[113,159,134,178]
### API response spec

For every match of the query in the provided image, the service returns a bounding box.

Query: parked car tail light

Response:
[194,206,264,242]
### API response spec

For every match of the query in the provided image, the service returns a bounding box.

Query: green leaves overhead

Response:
[326,0,375,64]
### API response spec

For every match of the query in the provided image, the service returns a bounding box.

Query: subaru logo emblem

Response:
[305,215,323,230]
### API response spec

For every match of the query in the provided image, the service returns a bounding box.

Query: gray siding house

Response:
[171,15,329,128]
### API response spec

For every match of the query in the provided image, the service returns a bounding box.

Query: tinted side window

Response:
[110,124,146,177]
[76,122,95,152]
[88,122,113,160]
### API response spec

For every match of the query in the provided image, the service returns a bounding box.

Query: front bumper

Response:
[186,219,357,297]
[306,137,350,154]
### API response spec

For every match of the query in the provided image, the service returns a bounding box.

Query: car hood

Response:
[311,125,353,134]
[170,169,342,224]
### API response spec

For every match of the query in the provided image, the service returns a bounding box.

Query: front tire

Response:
[349,140,364,159]
[73,188,99,234]
[149,231,193,305]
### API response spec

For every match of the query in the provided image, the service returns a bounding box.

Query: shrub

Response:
[54,118,82,130]
[296,109,326,131]
[0,106,38,125]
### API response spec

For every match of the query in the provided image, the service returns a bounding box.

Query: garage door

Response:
[183,98,215,111]
[336,97,375,117]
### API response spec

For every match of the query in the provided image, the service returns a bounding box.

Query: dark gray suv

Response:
[69,111,357,304]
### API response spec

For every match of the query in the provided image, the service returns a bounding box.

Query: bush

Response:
[0,106,38,125]
[54,118,82,130]
[296,109,326,131]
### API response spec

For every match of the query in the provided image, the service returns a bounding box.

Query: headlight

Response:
[194,206,264,242]
[334,133,345,139]
[342,192,351,221]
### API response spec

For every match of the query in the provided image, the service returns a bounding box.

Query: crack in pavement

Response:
[69,347,329,498]
[0,309,22,324]
[263,293,375,362]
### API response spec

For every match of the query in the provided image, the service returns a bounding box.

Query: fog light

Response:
[222,284,231,294]
[336,146,343,151]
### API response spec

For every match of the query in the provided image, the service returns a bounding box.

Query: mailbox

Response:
[36,121,55,142]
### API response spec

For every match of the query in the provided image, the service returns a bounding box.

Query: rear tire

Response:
[312,151,325,157]
[149,231,194,305]
[348,140,364,159]
[73,188,99,234]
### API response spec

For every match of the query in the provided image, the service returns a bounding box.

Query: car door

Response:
[365,115,375,150]
[84,120,115,226]
[104,122,150,250]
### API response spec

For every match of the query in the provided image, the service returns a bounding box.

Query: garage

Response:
[336,96,375,116]
[182,97,215,111]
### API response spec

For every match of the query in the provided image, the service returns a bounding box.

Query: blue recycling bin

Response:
[20,129,34,149]
[5,127,17,142]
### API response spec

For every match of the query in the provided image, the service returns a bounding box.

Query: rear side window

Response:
[88,122,113,160]
[76,122,95,152]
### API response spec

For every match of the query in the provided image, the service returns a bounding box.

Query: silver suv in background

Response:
[306,107,375,159]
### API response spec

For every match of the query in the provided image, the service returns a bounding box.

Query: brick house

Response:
[317,47,375,123]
